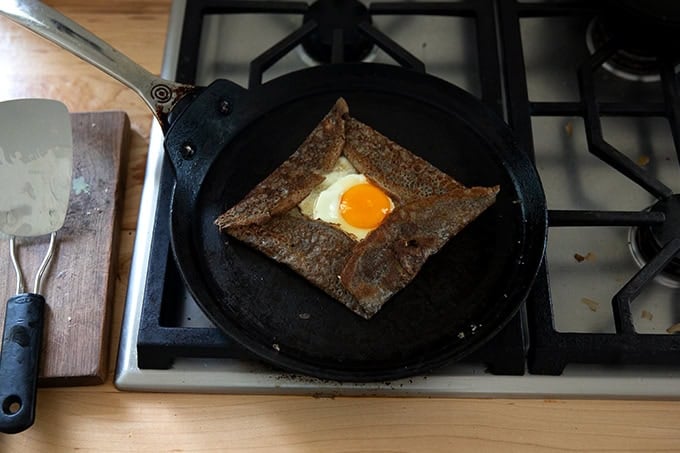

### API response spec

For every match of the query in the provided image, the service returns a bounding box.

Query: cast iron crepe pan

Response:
[1,1,548,381]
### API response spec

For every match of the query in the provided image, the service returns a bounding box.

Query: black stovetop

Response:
[133,0,680,377]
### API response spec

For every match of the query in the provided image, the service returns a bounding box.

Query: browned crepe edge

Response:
[215,98,348,229]
[343,116,464,203]
[339,187,499,314]
[226,211,372,319]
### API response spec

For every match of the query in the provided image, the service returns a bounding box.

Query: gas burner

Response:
[585,18,661,82]
[630,195,680,287]
[300,0,376,64]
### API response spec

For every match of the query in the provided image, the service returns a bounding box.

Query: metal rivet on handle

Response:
[180,143,196,159]
[218,99,231,115]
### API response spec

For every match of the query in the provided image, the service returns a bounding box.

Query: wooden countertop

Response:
[1,1,680,451]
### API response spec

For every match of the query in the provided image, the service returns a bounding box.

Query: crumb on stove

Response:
[312,393,336,399]
[272,343,280,351]
[637,155,650,167]
[581,297,599,312]
[564,121,574,137]
[641,310,654,321]
[298,313,311,320]
[574,252,596,263]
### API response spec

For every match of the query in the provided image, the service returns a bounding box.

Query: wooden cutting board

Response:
[0,111,129,386]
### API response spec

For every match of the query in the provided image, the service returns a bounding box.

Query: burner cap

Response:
[586,18,661,82]
[635,195,680,278]
[301,0,375,63]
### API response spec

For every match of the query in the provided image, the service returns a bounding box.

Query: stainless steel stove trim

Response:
[119,357,680,399]
[115,0,186,389]
[116,0,680,398]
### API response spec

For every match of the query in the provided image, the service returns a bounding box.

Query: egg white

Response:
[298,157,356,216]
[298,157,393,240]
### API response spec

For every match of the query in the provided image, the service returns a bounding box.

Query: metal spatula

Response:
[0,99,72,434]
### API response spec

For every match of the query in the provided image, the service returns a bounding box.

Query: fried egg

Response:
[299,157,394,240]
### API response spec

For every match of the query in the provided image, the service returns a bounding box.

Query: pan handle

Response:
[0,0,193,130]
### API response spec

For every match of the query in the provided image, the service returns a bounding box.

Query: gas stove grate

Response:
[497,0,680,374]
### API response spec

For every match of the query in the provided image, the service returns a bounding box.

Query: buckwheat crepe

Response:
[216,98,499,318]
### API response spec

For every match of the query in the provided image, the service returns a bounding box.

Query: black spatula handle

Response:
[0,293,45,434]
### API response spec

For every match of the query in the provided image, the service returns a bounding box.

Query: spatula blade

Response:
[0,98,72,434]
[0,99,72,238]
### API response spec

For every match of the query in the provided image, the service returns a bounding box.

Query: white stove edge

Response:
[114,0,680,399]
[115,0,186,392]
[115,356,680,399]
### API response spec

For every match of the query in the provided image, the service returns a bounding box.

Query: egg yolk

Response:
[339,183,392,229]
